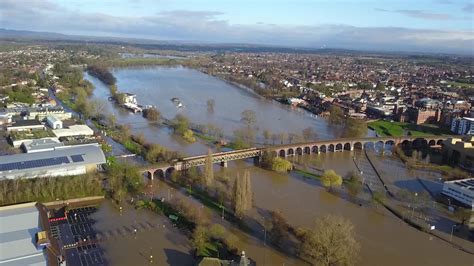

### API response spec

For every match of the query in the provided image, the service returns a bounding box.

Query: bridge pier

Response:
[253,156,260,165]
[220,161,228,167]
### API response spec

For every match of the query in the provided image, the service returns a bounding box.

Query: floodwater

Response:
[84,67,473,265]
[229,154,474,266]
[91,200,195,266]
[85,66,345,155]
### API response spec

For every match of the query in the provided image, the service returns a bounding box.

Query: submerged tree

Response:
[241,109,257,126]
[345,171,363,200]
[143,107,161,122]
[207,99,215,113]
[320,170,342,190]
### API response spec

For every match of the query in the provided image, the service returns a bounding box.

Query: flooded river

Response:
[85,67,473,265]
[85,66,348,155]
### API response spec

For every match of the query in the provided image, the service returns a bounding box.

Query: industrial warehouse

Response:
[0,144,106,179]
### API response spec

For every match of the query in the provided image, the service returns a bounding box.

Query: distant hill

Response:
[0,28,70,39]
[0,28,465,57]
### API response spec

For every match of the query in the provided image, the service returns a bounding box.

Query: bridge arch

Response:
[428,139,436,146]
[344,142,351,151]
[320,145,327,153]
[375,140,385,150]
[335,143,343,151]
[364,142,374,150]
[304,146,311,154]
[279,149,286,157]
[296,147,303,155]
[327,144,334,152]
[385,140,395,147]
[154,169,164,179]
[312,145,319,153]
[412,138,428,148]
[143,171,153,180]
[165,167,176,178]
[353,142,363,150]
[287,148,295,156]
[401,139,411,147]
[436,139,444,145]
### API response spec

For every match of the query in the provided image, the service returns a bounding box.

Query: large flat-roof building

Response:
[442,178,474,207]
[52,124,94,138]
[7,119,45,132]
[451,117,474,135]
[0,144,106,179]
[0,203,47,266]
[443,137,474,171]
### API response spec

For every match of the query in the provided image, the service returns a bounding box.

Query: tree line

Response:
[0,174,104,206]
[85,64,116,86]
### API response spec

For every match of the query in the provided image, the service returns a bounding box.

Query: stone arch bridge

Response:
[141,135,448,179]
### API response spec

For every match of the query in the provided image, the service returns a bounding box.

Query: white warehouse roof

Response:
[0,203,47,266]
[0,144,106,179]
[52,124,94,138]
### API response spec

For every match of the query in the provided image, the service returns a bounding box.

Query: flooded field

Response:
[92,201,194,265]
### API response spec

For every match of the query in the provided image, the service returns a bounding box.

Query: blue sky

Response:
[1,0,473,54]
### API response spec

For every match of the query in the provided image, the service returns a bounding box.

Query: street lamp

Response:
[450,224,457,241]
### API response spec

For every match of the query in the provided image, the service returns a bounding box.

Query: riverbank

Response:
[368,120,451,137]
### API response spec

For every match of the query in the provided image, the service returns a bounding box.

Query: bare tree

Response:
[263,129,272,144]
[207,99,215,113]
[302,127,317,141]
[300,214,360,266]
[232,170,253,218]
[203,149,214,187]
[241,109,257,126]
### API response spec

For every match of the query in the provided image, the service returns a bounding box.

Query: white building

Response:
[0,203,47,266]
[0,112,12,125]
[46,115,62,129]
[52,124,94,138]
[7,120,45,132]
[451,117,474,135]
[21,138,63,153]
[442,178,474,207]
[0,144,106,179]
[122,93,137,104]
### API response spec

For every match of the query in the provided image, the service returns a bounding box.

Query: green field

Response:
[368,120,451,137]
[446,81,474,89]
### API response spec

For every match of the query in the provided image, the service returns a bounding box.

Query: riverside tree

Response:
[232,170,253,218]
[320,170,342,190]
[143,107,161,122]
[300,214,360,266]
[342,118,368,138]
[203,149,214,187]
[345,171,363,200]
[328,105,345,125]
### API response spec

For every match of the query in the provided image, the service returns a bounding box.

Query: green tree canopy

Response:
[320,170,342,189]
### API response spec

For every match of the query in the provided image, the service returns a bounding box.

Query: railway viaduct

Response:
[141,135,448,179]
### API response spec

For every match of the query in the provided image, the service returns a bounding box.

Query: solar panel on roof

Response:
[71,155,85,163]
[0,156,70,171]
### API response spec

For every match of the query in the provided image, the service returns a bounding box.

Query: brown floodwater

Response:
[84,67,473,265]
[228,154,474,266]
[91,200,194,265]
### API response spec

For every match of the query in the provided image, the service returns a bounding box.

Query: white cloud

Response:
[0,0,473,54]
